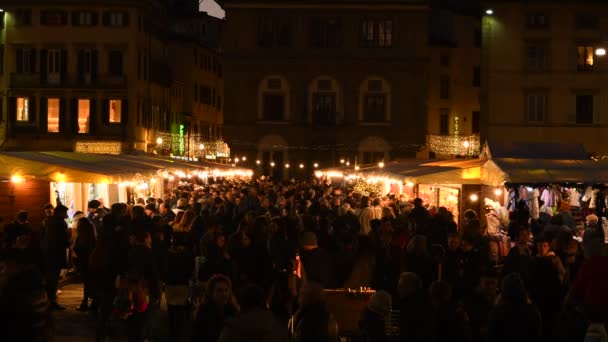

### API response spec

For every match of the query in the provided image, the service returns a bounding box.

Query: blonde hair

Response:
[174,210,195,232]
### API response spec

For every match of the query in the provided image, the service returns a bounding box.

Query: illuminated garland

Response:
[428,134,480,156]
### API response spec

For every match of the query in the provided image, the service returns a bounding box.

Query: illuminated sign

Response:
[75,141,122,154]
[179,124,184,156]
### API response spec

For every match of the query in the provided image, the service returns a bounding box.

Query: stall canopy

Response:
[482,158,608,186]
[0,152,244,184]
[0,152,160,184]
[481,141,589,160]
[408,159,486,185]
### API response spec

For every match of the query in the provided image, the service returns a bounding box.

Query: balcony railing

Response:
[10,73,127,89]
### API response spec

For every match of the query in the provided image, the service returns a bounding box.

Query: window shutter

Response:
[40,11,48,25]
[16,48,23,73]
[8,97,16,122]
[123,12,130,27]
[71,11,79,26]
[60,50,67,84]
[89,99,97,134]
[566,95,576,123]
[91,50,99,83]
[40,50,48,83]
[101,99,109,125]
[91,12,99,26]
[29,49,36,73]
[121,99,128,125]
[70,98,78,134]
[39,97,47,131]
[102,12,110,26]
[77,50,84,83]
[59,98,67,133]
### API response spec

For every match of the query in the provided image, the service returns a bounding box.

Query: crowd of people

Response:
[1,177,607,342]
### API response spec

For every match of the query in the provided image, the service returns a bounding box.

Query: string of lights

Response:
[428,134,480,156]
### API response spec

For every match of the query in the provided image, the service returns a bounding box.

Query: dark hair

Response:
[414,198,423,206]
[205,274,232,302]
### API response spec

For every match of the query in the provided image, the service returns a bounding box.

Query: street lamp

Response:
[156,137,163,145]
[199,143,204,150]
[485,9,494,15]
[596,48,606,56]
[313,163,319,168]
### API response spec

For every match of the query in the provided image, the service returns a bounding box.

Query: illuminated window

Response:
[16,97,29,122]
[47,98,60,132]
[78,99,90,133]
[109,99,122,123]
[577,46,595,71]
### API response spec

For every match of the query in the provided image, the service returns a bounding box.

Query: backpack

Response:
[585,323,608,342]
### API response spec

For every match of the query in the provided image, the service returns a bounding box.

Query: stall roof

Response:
[482,158,608,186]
[481,141,589,160]
[0,151,160,183]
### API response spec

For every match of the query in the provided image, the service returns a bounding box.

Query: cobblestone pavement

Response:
[53,283,171,342]
[52,283,128,342]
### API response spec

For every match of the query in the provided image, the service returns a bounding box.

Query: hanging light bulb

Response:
[256,160,261,165]
[285,163,290,169]
[156,137,163,145]
[378,161,385,168]
[299,163,304,169]
[270,161,275,167]
[313,163,319,168]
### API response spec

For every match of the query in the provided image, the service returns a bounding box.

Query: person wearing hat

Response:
[299,231,335,288]
[42,204,70,310]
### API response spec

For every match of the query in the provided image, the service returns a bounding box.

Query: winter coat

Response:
[193,302,238,342]
[359,307,388,342]
[487,302,542,342]
[218,308,288,342]
[42,215,69,269]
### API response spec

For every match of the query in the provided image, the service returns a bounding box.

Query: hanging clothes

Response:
[541,187,552,207]
[569,189,581,207]
[530,188,540,220]
[519,186,530,202]
[590,189,600,209]
[507,189,518,211]
[582,186,594,203]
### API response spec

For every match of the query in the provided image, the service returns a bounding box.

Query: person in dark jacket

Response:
[165,234,195,342]
[219,285,287,342]
[429,281,472,342]
[73,217,96,311]
[290,282,339,342]
[462,271,499,342]
[42,204,70,311]
[487,274,542,342]
[192,274,239,342]
[299,231,336,289]
[359,290,392,342]
[89,226,121,342]
[397,272,430,342]
[2,210,32,248]
[502,227,533,283]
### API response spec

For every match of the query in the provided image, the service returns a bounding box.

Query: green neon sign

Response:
[179,124,184,155]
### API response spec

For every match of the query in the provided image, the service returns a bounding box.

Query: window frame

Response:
[439,109,450,135]
[575,13,599,30]
[440,75,450,99]
[262,93,285,121]
[526,42,548,71]
[108,99,122,124]
[77,99,90,133]
[15,9,32,26]
[309,17,342,48]
[575,94,594,124]
[577,45,596,72]
[16,97,30,122]
[47,98,60,133]
[525,92,548,123]
[526,12,549,29]
[360,18,393,48]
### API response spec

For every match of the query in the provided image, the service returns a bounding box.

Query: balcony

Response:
[10,73,127,89]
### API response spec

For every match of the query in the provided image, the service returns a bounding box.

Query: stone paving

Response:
[52,283,128,342]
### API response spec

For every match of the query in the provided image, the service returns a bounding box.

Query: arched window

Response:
[258,76,290,121]
[359,77,391,123]
[308,76,342,125]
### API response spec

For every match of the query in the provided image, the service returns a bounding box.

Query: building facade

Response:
[427,2,482,158]
[0,0,223,157]
[482,0,608,155]
[221,0,429,177]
